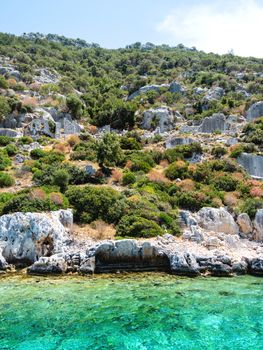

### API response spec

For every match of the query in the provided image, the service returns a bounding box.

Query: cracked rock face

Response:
[0,210,72,266]
[141,107,176,132]
[197,207,239,235]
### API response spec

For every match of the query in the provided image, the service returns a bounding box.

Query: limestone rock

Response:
[128,84,169,100]
[141,106,176,132]
[169,81,185,94]
[237,213,253,235]
[169,252,200,276]
[254,209,263,241]
[197,207,239,235]
[27,254,67,275]
[246,101,263,121]
[93,239,169,272]
[249,258,263,275]
[0,210,72,265]
[165,136,194,149]
[237,153,263,180]
[204,87,225,101]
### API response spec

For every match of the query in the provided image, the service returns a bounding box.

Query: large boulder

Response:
[197,207,239,235]
[165,136,194,149]
[254,209,263,241]
[0,210,72,266]
[141,106,176,132]
[128,84,170,100]
[204,87,225,101]
[169,252,200,276]
[197,113,244,134]
[237,213,253,235]
[237,153,263,179]
[246,101,263,121]
[169,81,185,94]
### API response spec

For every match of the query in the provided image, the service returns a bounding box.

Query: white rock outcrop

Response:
[237,213,253,235]
[0,210,72,265]
[254,209,263,241]
[141,106,176,132]
[246,101,263,121]
[197,207,239,235]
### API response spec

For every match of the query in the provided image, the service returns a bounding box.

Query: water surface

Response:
[0,273,262,349]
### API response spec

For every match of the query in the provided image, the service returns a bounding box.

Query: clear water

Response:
[0,273,262,350]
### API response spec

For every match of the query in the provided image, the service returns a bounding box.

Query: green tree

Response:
[66,94,83,119]
[97,132,124,168]
[53,169,69,193]
[0,96,11,122]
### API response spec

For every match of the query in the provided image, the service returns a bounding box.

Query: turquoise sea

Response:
[0,273,262,350]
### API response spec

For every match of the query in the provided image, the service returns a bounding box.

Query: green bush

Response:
[241,198,263,219]
[213,175,238,192]
[0,136,12,146]
[211,146,227,158]
[0,172,14,187]
[53,169,69,193]
[122,171,136,185]
[175,191,213,211]
[66,185,126,223]
[165,161,189,180]
[0,151,11,170]
[18,136,33,144]
[5,144,17,156]
[30,148,46,159]
[117,214,163,238]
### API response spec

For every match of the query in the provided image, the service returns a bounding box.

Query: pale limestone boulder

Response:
[237,213,253,235]
[197,207,239,235]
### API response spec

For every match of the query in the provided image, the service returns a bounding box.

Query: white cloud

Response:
[156,0,263,57]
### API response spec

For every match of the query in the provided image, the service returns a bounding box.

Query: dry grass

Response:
[178,179,195,192]
[50,192,64,205]
[53,141,70,154]
[87,125,97,135]
[67,135,80,147]
[22,96,38,107]
[29,188,47,201]
[72,221,115,241]
[110,168,123,183]
[148,169,169,184]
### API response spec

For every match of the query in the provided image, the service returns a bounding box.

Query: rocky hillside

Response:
[0,32,263,275]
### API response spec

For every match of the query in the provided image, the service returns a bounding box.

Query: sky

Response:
[1,0,263,57]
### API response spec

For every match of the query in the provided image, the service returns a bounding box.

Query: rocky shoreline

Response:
[0,209,263,277]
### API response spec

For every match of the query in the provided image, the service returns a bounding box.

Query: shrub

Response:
[0,172,14,187]
[66,185,126,224]
[175,191,213,211]
[111,168,123,183]
[5,144,17,156]
[18,136,33,145]
[213,175,238,192]
[122,171,136,185]
[97,132,124,167]
[241,198,263,219]
[53,169,70,193]
[67,135,80,147]
[0,96,11,121]
[117,214,163,238]
[0,136,12,146]
[0,151,11,170]
[211,146,227,158]
[165,160,189,180]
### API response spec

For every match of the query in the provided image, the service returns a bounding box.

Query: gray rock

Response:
[79,257,95,274]
[166,136,194,149]
[169,252,200,276]
[0,210,72,265]
[237,213,253,235]
[128,84,170,100]
[27,254,67,275]
[0,128,21,138]
[93,239,170,272]
[237,153,263,179]
[204,87,225,101]
[249,258,263,276]
[198,113,243,134]
[254,209,263,241]
[142,106,176,132]
[246,101,263,121]
[169,81,185,94]
[197,207,239,235]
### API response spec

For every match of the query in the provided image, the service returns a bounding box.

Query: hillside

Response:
[0,31,263,243]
